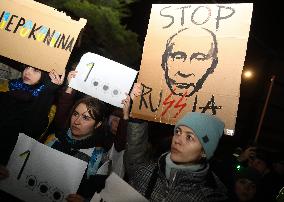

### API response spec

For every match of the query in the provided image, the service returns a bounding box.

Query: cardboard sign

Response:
[0,0,87,74]
[69,52,138,108]
[131,4,253,135]
[91,172,148,202]
[0,133,88,202]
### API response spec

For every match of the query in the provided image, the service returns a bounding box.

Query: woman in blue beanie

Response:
[124,97,228,201]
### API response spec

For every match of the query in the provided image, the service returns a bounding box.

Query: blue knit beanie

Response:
[174,112,224,160]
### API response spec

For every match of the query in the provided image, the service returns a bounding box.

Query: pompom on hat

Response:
[174,112,225,160]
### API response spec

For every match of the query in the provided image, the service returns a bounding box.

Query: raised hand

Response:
[130,82,142,100]
[65,70,78,94]
[122,83,142,120]
[238,146,257,162]
[67,70,78,85]
[122,94,131,120]
[49,69,65,85]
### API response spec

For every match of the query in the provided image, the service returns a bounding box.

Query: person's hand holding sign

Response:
[130,82,142,100]
[49,69,65,85]
[65,70,78,94]
[122,83,142,120]
[66,193,85,202]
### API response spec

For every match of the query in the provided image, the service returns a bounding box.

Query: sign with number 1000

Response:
[17,150,65,202]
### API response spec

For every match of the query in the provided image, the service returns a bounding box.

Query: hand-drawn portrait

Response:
[161,27,218,97]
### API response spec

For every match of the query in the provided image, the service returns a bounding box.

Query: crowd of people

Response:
[0,63,283,202]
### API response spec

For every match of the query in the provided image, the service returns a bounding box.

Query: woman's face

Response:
[170,125,203,164]
[22,66,42,85]
[70,103,97,139]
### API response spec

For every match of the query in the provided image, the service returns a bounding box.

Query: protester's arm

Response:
[237,146,256,162]
[53,70,78,131]
[123,83,150,173]
[125,120,149,165]
[114,83,142,152]
[113,118,127,152]
[64,70,77,94]
[47,69,65,91]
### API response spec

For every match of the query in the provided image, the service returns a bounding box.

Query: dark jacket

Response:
[0,77,58,164]
[125,121,228,202]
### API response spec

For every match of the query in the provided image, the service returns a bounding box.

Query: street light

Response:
[243,70,253,79]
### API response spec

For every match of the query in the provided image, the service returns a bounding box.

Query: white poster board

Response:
[91,172,148,202]
[69,52,138,108]
[107,144,125,178]
[0,133,88,202]
[95,144,125,178]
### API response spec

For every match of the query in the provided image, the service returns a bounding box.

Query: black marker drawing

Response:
[92,78,120,97]
[22,171,65,201]
[50,187,64,201]
[112,89,119,95]
[93,81,99,86]
[17,150,31,180]
[25,175,37,190]
[139,83,163,112]
[103,85,109,91]
[84,62,95,82]
[159,5,235,31]
[161,27,218,97]
[199,95,222,115]
[38,181,49,196]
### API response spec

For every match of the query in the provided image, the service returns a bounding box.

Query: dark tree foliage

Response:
[37,0,141,69]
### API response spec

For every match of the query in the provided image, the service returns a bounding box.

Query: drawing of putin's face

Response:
[162,27,218,97]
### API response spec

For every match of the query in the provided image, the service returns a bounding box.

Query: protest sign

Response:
[0,133,87,202]
[131,4,253,135]
[91,172,148,202]
[0,0,87,74]
[69,52,138,108]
